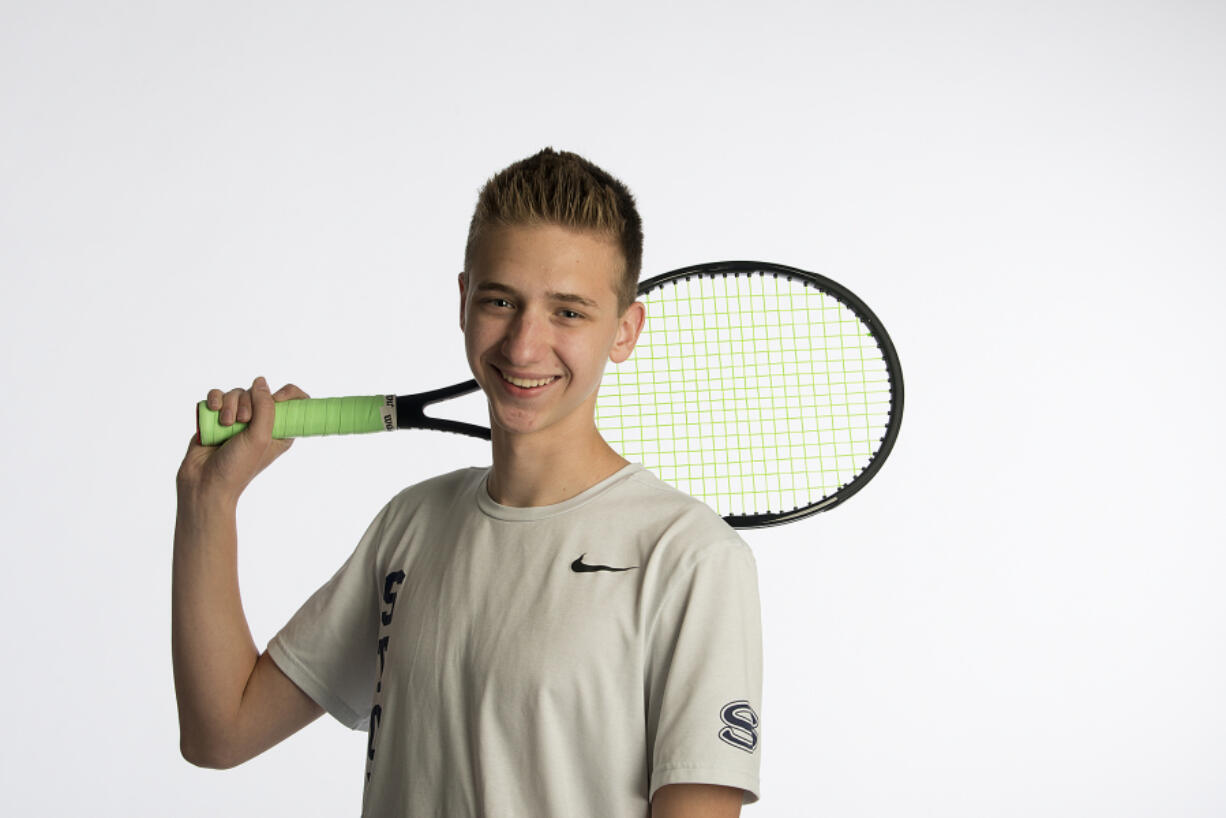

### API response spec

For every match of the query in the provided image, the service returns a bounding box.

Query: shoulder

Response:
[388,466,485,503]
[619,467,743,539]
[377,466,487,527]
[604,466,754,573]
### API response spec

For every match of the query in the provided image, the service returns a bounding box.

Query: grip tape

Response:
[196,395,395,446]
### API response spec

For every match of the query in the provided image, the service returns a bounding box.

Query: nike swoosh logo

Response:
[571,553,639,573]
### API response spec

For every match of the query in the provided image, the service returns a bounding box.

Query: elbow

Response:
[179,731,242,770]
[179,735,214,768]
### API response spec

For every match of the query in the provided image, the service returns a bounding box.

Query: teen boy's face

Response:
[459,223,644,441]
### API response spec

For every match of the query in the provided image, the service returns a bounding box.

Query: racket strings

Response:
[596,272,893,517]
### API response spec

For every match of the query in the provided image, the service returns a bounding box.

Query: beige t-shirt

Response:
[268,463,763,817]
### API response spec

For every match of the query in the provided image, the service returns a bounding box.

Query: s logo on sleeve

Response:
[718,700,760,753]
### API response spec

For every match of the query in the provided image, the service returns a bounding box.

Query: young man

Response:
[173,149,763,817]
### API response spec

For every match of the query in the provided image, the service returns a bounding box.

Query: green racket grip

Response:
[196,395,397,446]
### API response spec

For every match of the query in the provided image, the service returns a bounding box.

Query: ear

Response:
[458,271,467,331]
[609,301,646,364]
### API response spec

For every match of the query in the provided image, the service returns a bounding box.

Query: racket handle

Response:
[196,395,395,446]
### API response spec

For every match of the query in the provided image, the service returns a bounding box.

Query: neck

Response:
[485,423,629,508]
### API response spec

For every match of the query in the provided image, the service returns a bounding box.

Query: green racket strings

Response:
[595,272,892,517]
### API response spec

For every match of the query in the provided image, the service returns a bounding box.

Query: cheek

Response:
[463,324,487,366]
[571,336,616,383]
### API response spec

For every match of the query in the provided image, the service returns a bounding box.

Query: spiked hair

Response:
[464,148,643,312]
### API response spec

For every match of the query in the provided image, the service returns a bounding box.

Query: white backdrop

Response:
[2,2,1224,816]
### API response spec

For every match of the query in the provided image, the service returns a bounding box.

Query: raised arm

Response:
[172,376,324,768]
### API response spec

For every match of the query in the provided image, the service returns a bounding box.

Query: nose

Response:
[501,307,549,365]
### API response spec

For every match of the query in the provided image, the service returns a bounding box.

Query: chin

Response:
[484,397,543,431]
[490,415,548,438]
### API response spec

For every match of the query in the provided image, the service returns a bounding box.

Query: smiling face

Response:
[460,223,644,443]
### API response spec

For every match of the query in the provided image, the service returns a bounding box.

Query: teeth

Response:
[501,372,557,388]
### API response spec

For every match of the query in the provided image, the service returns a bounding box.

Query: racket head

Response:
[596,260,903,528]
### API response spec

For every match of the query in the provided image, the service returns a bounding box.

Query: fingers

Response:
[206,380,300,426]
[210,386,252,426]
[236,385,254,424]
[203,379,305,442]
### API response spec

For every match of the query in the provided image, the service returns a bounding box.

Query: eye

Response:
[483,297,513,309]
[558,309,584,320]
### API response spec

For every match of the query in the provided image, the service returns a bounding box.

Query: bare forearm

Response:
[171,487,259,765]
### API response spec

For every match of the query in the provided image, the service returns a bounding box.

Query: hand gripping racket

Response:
[197,261,904,528]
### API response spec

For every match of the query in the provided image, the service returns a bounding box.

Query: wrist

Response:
[176,479,240,519]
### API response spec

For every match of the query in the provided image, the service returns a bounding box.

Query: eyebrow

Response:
[475,281,601,309]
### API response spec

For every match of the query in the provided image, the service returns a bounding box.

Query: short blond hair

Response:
[464,148,643,312]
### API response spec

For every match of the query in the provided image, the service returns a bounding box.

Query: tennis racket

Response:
[197,260,903,528]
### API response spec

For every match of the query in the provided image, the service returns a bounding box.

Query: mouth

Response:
[493,366,562,392]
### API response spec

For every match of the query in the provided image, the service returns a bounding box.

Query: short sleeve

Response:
[646,540,764,805]
[266,501,392,731]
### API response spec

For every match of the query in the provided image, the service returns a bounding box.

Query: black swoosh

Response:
[571,553,639,573]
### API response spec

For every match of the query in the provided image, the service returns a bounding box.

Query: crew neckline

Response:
[475,462,644,522]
